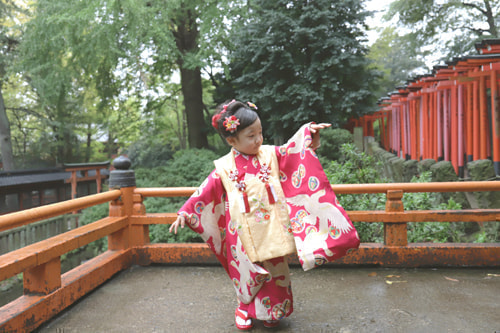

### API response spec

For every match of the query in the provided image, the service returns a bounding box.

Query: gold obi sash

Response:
[214,145,296,263]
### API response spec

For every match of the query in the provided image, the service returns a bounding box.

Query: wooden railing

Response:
[0,169,499,331]
[0,215,80,255]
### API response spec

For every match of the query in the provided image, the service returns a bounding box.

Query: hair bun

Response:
[211,113,221,129]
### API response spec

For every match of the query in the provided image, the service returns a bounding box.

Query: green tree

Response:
[368,27,426,98]
[17,0,155,163]
[0,0,27,170]
[18,0,248,162]
[2,74,44,167]
[0,86,13,170]
[222,0,378,140]
[385,0,499,62]
[143,0,248,148]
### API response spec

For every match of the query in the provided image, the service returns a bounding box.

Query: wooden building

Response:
[0,162,109,215]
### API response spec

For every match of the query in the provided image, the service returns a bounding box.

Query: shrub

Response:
[78,203,109,254]
[316,128,354,162]
[403,171,463,243]
[135,148,219,243]
[324,143,387,242]
[324,144,466,243]
[164,149,219,187]
[127,138,174,168]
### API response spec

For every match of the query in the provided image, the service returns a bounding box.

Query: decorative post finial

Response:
[108,155,136,188]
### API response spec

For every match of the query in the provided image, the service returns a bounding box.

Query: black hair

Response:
[213,100,259,139]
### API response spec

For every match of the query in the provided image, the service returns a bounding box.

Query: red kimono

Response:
[178,124,359,321]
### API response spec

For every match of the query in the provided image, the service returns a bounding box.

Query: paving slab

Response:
[36,265,500,333]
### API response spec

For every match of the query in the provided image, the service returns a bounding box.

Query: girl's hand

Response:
[169,215,186,234]
[309,123,331,150]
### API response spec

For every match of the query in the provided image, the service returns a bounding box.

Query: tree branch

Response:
[6,107,46,120]
[203,67,219,88]
[461,2,487,16]
[465,26,490,37]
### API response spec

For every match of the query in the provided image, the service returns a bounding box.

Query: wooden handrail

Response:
[330,181,500,193]
[134,181,500,197]
[0,190,121,232]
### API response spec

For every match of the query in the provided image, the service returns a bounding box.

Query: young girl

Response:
[170,100,359,330]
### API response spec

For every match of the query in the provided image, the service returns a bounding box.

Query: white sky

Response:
[365,0,395,45]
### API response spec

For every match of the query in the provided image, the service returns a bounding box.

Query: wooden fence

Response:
[0,215,79,255]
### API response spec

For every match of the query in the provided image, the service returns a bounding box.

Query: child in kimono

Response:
[170,100,359,330]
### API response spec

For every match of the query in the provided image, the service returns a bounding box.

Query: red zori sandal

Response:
[235,308,253,330]
[263,320,280,328]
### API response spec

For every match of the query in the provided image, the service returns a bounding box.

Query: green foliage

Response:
[78,203,109,254]
[474,224,499,243]
[316,128,354,163]
[145,196,202,244]
[326,143,387,186]
[134,148,218,187]
[7,0,248,167]
[325,143,386,242]
[402,171,439,210]
[324,145,471,243]
[403,171,463,243]
[134,148,219,243]
[0,2,31,170]
[14,0,148,164]
[127,139,174,169]
[0,1,26,79]
[223,0,378,140]
[368,27,427,97]
[385,0,500,65]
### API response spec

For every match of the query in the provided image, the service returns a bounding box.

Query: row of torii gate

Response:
[350,38,500,179]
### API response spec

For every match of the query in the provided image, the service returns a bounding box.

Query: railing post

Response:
[107,156,136,250]
[384,190,408,246]
[131,193,149,247]
[23,257,61,295]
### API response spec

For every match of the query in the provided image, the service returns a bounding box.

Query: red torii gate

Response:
[350,38,500,178]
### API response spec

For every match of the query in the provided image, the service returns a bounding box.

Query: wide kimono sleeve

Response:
[177,169,229,272]
[276,123,360,271]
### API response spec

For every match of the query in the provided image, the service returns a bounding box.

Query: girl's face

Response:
[226,118,263,155]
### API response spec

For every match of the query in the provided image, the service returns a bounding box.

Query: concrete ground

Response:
[36,265,500,333]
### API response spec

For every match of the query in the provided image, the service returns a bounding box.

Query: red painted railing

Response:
[0,175,499,332]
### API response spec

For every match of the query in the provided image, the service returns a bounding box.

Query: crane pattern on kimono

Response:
[286,189,355,270]
[286,189,353,234]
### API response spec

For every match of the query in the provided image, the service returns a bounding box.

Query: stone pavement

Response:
[36,265,500,333]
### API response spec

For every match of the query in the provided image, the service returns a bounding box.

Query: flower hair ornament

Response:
[223,115,240,133]
[211,99,257,131]
[223,99,236,112]
[247,101,258,110]
[211,99,236,130]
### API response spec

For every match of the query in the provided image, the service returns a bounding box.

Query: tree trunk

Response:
[86,123,91,163]
[180,67,208,148]
[0,86,15,170]
[172,6,208,149]
[107,129,115,160]
[484,0,498,37]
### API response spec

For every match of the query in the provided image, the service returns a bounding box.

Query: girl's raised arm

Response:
[309,123,331,150]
